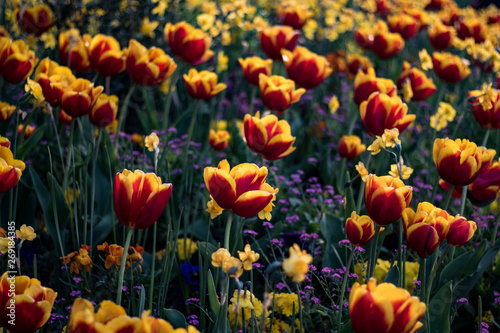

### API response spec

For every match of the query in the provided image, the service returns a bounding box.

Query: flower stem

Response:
[368,225,381,279]
[491,213,500,245]
[482,129,490,147]
[398,218,404,288]
[115,83,137,150]
[224,211,234,251]
[337,248,355,329]
[248,86,257,115]
[88,128,102,248]
[62,118,76,199]
[116,228,134,305]
[459,185,468,216]
[442,183,455,211]
[149,221,157,310]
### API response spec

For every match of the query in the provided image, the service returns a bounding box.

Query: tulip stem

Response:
[148,221,157,310]
[224,211,234,251]
[459,185,468,216]
[367,225,381,279]
[481,129,490,147]
[248,86,257,115]
[491,213,500,245]
[337,248,355,329]
[115,83,137,150]
[419,257,430,332]
[442,184,455,212]
[88,128,102,248]
[398,218,404,288]
[61,119,76,201]
[116,228,134,305]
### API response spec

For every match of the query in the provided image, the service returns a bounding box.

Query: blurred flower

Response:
[58,29,91,73]
[17,124,36,139]
[0,135,10,148]
[114,169,173,229]
[238,244,260,270]
[346,211,375,246]
[282,244,312,283]
[430,102,456,131]
[446,215,477,247]
[432,52,470,84]
[67,299,131,332]
[239,56,273,87]
[419,49,433,70]
[204,160,278,218]
[356,162,369,182]
[360,92,415,137]
[89,34,127,77]
[126,39,177,86]
[371,31,405,59]
[0,37,37,84]
[228,290,263,329]
[353,68,396,105]
[259,25,299,61]
[89,93,118,128]
[389,164,413,180]
[0,146,25,193]
[468,159,500,205]
[223,257,243,277]
[458,17,487,44]
[469,85,500,129]
[209,129,230,151]
[277,2,311,30]
[281,46,332,89]
[347,53,373,77]
[0,272,57,333]
[40,32,56,50]
[243,111,296,161]
[61,246,93,274]
[258,74,305,114]
[354,28,374,50]
[338,135,366,159]
[387,14,420,40]
[16,4,55,36]
[217,51,228,73]
[139,17,159,38]
[143,133,158,152]
[428,21,455,50]
[176,238,198,260]
[329,95,340,114]
[355,259,420,292]
[25,78,46,107]
[16,224,36,241]
[165,21,214,65]
[58,78,103,118]
[59,110,72,126]
[397,62,436,101]
[183,69,226,100]
[0,101,16,122]
[364,174,412,226]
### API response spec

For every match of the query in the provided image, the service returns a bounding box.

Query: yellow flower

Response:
[145,132,159,152]
[478,83,498,110]
[282,244,312,283]
[223,256,243,277]
[329,95,339,114]
[356,162,369,182]
[176,238,198,260]
[437,102,456,122]
[367,136,385,155]
[152,0,168,16]
[197,13,216,31]
[402,79,413,102]
[15,224,37,241]
[40,32,56,50]
[303,19,318,40]
[211,248,231,267]
[238,244,260,270]
[419,49,433,70]
[381,128,401,148]
[206,198,223,219]
[217,51,229,73]
[430,114,448,131]
[140,17,159,37]
[271,292,299,316]
[389,164,414,180]
[0,237,12,254]
[25,79,46,107]
[228,290,264,329]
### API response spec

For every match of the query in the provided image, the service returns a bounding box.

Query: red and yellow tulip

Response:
[468,88,500,129]
[113,169,173,229]
[345,211,375,246]
[239,57,273,87]
[209,129,230,151]
[432,52,470,84]
[258,74,305,114]
[183,69,227,101]
[387,14,420,40]
[371,31,405,60]
[15,4,55,36]
[259,25,299,61]
[0,37,37,84]
[34,58,76,107]
[354,28,374,50]
[58,29,91,73]
[458,17,487,43]
[347,53,373,77]
[281,47,332,89]
[277,2,311,30]
[164,21,214,65]
[397,62,436,101]
[57,78,103,118]
[338,135,366,159]
[447,215,477,247]
[89,34,127,77]
[0,101,16,122]
[0,146,25,193]
[89,93,118,128]
[428,22,455,50]
[468,159,500,205]
[354,68,396,106]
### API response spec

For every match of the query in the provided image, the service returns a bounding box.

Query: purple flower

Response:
[276,282,287,291]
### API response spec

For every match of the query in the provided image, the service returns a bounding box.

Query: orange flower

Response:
[126,39,177,86]
[396,62,436,101]
[183,69,226,101]
[209,129,230,151]
[428,22,455,50]
[346,53,373,77]
[432,52,470,84]
[458,17,487,43]
[58,29,91,73]
[0,146,25,193]
[0,272,57,333]
[164,21,214,65]
[281,47,332,89]
[277,2,311,30]
[89,34,127,77]
[16,4,55,36]
[433,138,494,186]
[258,74,305,114]
[349,278,426,333]
[204,160,278,218]
[353,68,396,106]
[345,211,375,246]
[446,215,477,247]
[0,101,16,122]
[364,174,412,226]
[114,169,173,229]
[468,88,500,129]
[387,14,420,40]
[243,111,296,161]
[259,25,299,61]
[0,37,37,84]
[360,92,415,137]
[61,247,93,274]
[371,31,405,60]
[238,57,273,87]
[338,135,366,159]
[57,78,103,118]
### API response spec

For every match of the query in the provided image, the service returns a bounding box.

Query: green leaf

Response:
[207,270,220,318]
[339,320,353,333]
[384,265,400,285]
[91,213,114,248]
[16,124,46,159]
[163,309,187,329]
[137,284,146,317]
[344,171,355,222]
[321,213,346,269]
[47,172,71,253]
[429,282,453,333]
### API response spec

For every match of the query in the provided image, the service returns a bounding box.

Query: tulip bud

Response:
[17,124,36,139]
[345,211,375,246]
[258,74,305,115]
[396,63,436,101]
[458,18,487,43]
[59,29,92,73]
[238,57,272,87]
[0,37,37,84]
[432,52,470,84]
[277,3,311,30]
[183,69,226,101]
[89,34,127,77]
[259,25,299,61]
[281,47,332,90]
[447,215,477,247]
[0,101,16,122]
[164,21,214,65]
[16,4,55,36]
[354,28,374,50]
[338,135,366,159]
[371,31,405,59]
[209,129,230,151]
[387,14,420,40]
[89,93,118,128]
[428,22,455,50]
[353,68,396,106]
[58,78,104,118]
[0,146,26,193]
[346,53,373,76]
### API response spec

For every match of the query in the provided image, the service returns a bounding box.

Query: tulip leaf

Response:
[207,271,220,317]
[384,264,400,286]
[429,282,453,333]
[91,213,114,248]
[138,284,146,317]
[320,213,346,269]
[339,320,352,332]
[46,172,71,253]
[16,124,46,159]
[344,171,356,222]
[163,308,187,329]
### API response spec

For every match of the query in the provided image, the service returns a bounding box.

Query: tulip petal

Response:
[232,190,274,218]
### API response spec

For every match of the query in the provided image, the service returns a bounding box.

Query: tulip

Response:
[345,211,375,246]
[432,52,470,84]
[403,8,430,31]
[468,88,500,129]
[428,22,455,50]
[114,169,173,229]
[58,29,91,73]
[259,25,299,61]
[364,174,412,226]
[458,18,487,43]
[281,47,333,89]
[0,146,25,193]
[16,4,55,36]
[375,0,391,16]
[0,136,10,148]
[258,74,305,114]
[349,278,426,333]
[387,14,420,40]
[164,21,214,65]
[0,272,57,333]
[183,68,226,101]
[402,202,452,258]
[277,3,311,30]
[446,215,477,247]
[204,160,278,218]
[243,111,296,161]
[34,58,76,107]
[0,37,37,84]
[238,57,273,87]
[0,101,16,122]
[433,138,494,186]
[89,93,118,128]
[354,28,374,50]
[17,124,36,139]
[126,39,177,86]
[338,135,366,159]
[89,34,127,77]
[346,53,373,76]
[58,78,103,118]
[360,92,415,137]
[371,31,405,60]
[209,129,230,150]
[396,62,436,101]
[353,68,396,106]
[468,159,500,205]
[59,109,72,126]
